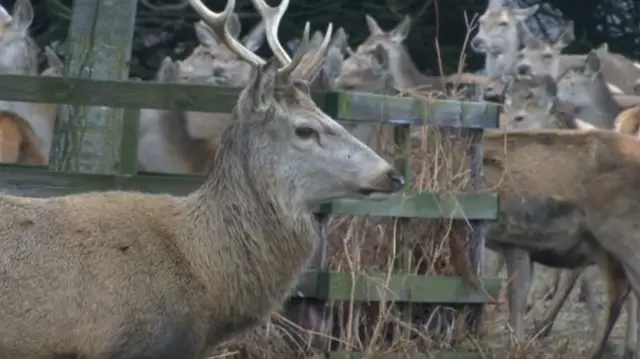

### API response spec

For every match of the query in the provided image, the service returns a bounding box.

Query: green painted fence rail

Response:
[0,74,499,128]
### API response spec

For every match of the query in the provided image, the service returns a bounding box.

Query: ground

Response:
[483,263,629,358]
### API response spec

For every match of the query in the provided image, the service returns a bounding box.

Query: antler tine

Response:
[278,22,311,78]
[293,23,334,81]
[251,0,291,66]
[189,0,265,66]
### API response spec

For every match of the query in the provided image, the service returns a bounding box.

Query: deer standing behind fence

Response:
[481,128,640,359]
[470,0,539,79]
[137,15,266,174]
[492,74,639,349]
[0,0,62,161]
[0,0,405,357]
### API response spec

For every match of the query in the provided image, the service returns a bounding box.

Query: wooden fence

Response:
[0,1,501,358]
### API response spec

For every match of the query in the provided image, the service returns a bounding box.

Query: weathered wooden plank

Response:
[294,272,500,303]
[0,75,499,128]
[0,164,498,220]
[328,352,486,359]
[336,92,499,128]
[50,0,137,174]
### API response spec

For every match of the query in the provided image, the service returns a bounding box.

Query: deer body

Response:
[483,129,640,359]
[0,0,404,357]
[0,110,47,165]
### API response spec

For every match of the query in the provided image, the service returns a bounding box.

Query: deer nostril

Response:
[517,66,530,75]
[212,67,225,77]
[388,170,405,191]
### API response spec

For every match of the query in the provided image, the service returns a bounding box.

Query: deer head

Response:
[514,21,575,78]
[501,74,562,129]
[335,15,416,92]
[189,0,403,201]
[179,15,266,88]
[556,50,604,108]
[470,1,539,55]
[0,0,38,75]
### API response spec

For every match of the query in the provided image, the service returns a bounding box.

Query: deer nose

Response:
[388,169,405,191]
[212,67,225,77]
[517,65,530,76]
[514,115,525,123]
[471,38,485,51]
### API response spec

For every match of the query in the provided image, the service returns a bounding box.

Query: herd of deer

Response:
[2,0,640,358]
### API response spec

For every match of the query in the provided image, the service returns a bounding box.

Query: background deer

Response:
[0,0,405,357]
[137,16,266,174]
[482,129,640,358]
[514,21,575,79]
[556,50,619,129]
[470,0,539,79]
[0,110,47,165]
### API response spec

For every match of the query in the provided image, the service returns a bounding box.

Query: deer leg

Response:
[588,253,629,359]
[623,293,638,359]
[533,268,581,337]
[485,249,505,277]
[576,273,603,330]
[504,247,531,340]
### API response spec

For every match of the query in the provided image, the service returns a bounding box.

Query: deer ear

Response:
[389,16,411,43]
[583,50,601,78]
[365,14,383,35]
[157,57,179,83]
[10,0,33,33]
[242,20,266,52]
[227,13,242,39]
[323,47,344,85]
[554,21,575,49]
[195,21,221,52]
[44,46,64,70]
[241,58,278,114]
[512,4,539,21]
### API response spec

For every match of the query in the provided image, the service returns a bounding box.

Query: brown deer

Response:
[137,16,265,173]
[556,50,619,129]
[615,106,640,138]
[481,128,640,359]
[470,0,539,78]
[0,0,62,159]
[0,110,47,165]
[0,0,404,358]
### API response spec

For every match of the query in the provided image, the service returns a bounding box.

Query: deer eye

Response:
[498,21,509,27]
[295,127,318,140]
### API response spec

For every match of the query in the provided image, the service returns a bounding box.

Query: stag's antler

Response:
[189,0,332,80]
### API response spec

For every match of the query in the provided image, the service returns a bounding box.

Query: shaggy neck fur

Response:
[178,119,320,342]
[387,45,445,92]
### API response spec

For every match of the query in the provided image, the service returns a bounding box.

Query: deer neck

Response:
[386,45,433,91]
[179,121,320,324]
[575,76,620,129]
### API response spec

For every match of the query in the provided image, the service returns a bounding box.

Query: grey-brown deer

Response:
[137,15,266,173]
[0,0,405,358]
[482,128,640,359]
[513,21,575,79]
[556,50,619,129]
[470,0,539,78]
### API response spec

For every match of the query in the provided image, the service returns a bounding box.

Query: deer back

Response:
[0,110,47,165]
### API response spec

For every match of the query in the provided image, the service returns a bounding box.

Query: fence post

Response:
[49,0,137,173]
